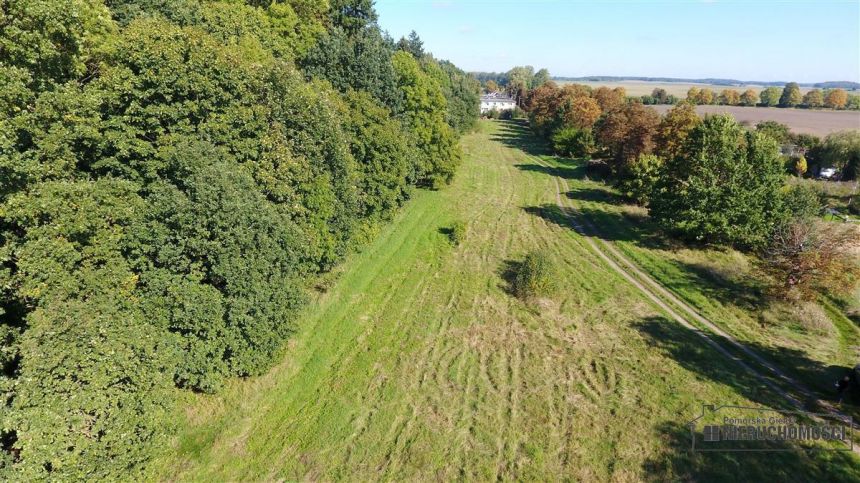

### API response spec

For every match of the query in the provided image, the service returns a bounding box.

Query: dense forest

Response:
[0,0,479,478]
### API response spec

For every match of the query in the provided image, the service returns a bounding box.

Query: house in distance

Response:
[480,92,517,114]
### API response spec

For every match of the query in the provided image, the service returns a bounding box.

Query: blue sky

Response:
[374,0,860,83]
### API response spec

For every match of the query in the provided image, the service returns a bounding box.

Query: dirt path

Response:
[531,155,859,454]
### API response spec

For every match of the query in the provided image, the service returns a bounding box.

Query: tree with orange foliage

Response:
[654,101,701,160]
[824,88,848,109]
[719,89,740,105]
[686,86,701,104]
[526,82,561,136]
[740,89,758,106]
[593,86,626,112]
[697,88,715,105]
[563,96,602,130]
[560,83,592,99]
[595,101,660,168]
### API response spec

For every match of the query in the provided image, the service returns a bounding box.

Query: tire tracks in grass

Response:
[528,154,860,455]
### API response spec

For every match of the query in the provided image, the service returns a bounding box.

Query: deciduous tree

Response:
[533,68,551,88]
[802,89,824,108]
[595,102,660,169]
[760,87,782,107]
[719,89,740,105]
[763,221,859,300]
[593,86,626,112]
[650,115,787,249]
[654,101,701,160]
[779,82,802,107]
[824,88,848,109]
[740,89,758,106]
[652,87,670,104]
[697,88,715,105]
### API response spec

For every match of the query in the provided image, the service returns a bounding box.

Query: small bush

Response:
[513,250,558,299]
[781,182,824,220]
[619,153,663,205]
[552,127,595,158]
[449,221,467,245]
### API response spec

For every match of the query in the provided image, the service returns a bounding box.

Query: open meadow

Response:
[148,121,860,481]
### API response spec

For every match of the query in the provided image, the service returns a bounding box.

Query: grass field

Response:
[650,104,860,136]
[556,80,819,98]
[149,121,860,481]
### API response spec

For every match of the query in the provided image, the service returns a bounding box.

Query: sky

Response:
[374,0,860,83]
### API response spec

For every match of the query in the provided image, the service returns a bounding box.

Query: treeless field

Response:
[650,104,860,136]
[556,80,815,98]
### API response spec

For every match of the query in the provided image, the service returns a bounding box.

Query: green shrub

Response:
[552,127,595,158]
[513,250,558,299]
[619,153,663,205]
[449,221,467,245]
[781,182,823,220]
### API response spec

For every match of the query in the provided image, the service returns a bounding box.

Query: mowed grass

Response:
[149,121,859,481]
[519,126,860,422]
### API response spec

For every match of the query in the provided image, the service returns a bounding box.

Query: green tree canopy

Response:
[760,86,782,107]
[392,50,461,187]
[779,82,802,107]
[650,115,787,249]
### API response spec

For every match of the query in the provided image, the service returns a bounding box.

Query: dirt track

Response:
[532,154,860,455]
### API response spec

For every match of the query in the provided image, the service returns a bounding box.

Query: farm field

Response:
[148,121,860,481]
[650,104,860,136]
[555,80,820,98]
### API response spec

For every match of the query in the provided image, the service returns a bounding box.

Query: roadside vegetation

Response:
[0,0,479,478]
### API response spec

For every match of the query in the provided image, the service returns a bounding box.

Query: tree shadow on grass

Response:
[634,316,860,426]
[638,315,860,481]
[497,259,522,297]
[513,162,589,181]
[523,202,668,251]
[565,185,623,205]
[524,200,766,310]
[489,119,549,157]
[641,420,860,482]
[664,260,766,312]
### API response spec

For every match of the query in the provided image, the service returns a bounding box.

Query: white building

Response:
[480,92,516,114]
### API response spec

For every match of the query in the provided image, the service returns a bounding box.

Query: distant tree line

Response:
[472,66,551,105]
[0,0,478,478]
[683,83,860,110]
[551,76,860,91]
[519,82,859,299]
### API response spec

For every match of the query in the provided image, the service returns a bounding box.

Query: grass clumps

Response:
[513,250,558,299]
